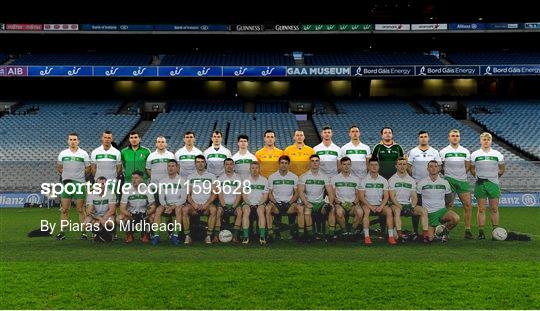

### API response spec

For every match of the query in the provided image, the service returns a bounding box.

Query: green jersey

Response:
[371,142,404,179]
[121,145,151,183]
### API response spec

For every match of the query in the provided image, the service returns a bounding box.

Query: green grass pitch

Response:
[1,207,539,309]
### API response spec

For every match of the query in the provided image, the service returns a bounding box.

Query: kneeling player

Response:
[388,158,429,242]
[84,176,116,241]
[417,161,460,242]
[359,159,396,245]
[218,158,243,243]
[242,161,269,244]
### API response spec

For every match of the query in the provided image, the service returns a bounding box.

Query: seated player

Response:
[416,161,460,242]
[241,162,270,245]
[83,176,116,240]
[359,159,397,245]
[218,158,243,243]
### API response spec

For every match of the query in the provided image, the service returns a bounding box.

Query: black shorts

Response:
[275,202,291,214]
[223,208,237,219]
[131,212,148,223]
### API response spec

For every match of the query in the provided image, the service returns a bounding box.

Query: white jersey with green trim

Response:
[174,146,202,179]
[339,141,371,179]
[416,176,451,213]
[439,145,471,181]
[268,171,298,203]
[217,172,242,205]
[57,148,91,183]
[407,146,442,181]
[470,148,504,184]
[299,170,330,203]
[359,174,389,206]
[244,175,268,206]
[145,150,175,184]
[232,151,257,179]
[91,145,121,180]
[86,191,115,217]
[187,171,216,205]
[120,185,155,214]
[388,173,416,205]
[331,172,361,204]
[313,142,340,177]
[204,145,232,177]
[158,174,187,206]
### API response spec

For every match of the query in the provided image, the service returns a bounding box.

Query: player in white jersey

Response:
[218,158,243,243]
[407,131,442,181]
[149,160,186,246]
[83,176,116,239]
[298,154,334,241]
[266,155,302,241]
[91,130,122,183]
[117,171,156,244]
[330,156,362,241]
[359,158,396,246]
[439,129,473,239]
[470,132,505,240]
[340,125,371,179]
[175,131,202,179]
[313,126,340,177]
[416,161,460,242]
[204,130,232,177]
[388,157,429,243]
[242,161,270,245]
[182,155,218,244]
[232,134,257,179]
[56,132,91,240]
[145,136,175,186]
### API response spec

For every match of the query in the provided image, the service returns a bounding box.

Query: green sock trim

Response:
[259,228,266,238]
[243,229,249,238]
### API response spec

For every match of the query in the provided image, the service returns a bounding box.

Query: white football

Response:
[492,227,507,241]
[219,230,233,243]
[435,225,445,236]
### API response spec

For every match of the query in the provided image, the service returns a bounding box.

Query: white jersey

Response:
[57,148,91,183]
[217,172,242,205]
[407,146,442,181]
[204,145,232,177]
[174,146,202,179]
[416,176,451,213]
[268,171,298,203]
[388,173,416,205]
[244,175,269,206]
[331,173,361,204]
[314,142,340,177]
[158,174,187,206]
[299,170,330,203]
[359,174,389,206]
[439,145,471,181]
[187,171,216,205]
[340,141,371,179]
[232,151,257,179]
[91,145,121,180]
[470,148,504,184]
[86,191,116,217]
[120,185,155,214]
[145,150,175,184]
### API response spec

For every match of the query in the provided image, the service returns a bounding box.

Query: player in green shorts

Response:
[470,133,505,240]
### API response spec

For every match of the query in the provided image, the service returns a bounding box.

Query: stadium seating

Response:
[11,53,152,66]
[166,100,244,112]
[447,52,540,65]
[305,52,442,66]
[255,100,289,113]
[0,53,8,65]
[417,100,441,114]
[161,52,295,66]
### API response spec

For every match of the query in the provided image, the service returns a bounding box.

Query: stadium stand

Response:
[11,53,152,66]
[305,52,442,66]
[166,100,244,112]
[417,100,441,114]
[447,52,540,65]
[0,53,8,65]
[161,52,295,66]
[255,100,289,113]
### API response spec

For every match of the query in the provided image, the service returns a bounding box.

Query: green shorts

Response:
[428,208,448,227]
[60,181,87,200]
[474,180,501,199]
[444,176,470,194]
[340,202,354,212]
[308,202,325,213]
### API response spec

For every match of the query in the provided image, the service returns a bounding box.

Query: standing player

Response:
[470,132,505,240]
[417,161,460,242]
[255,129,283,178]
[175,131,203,180]
[146,136,175,187]
[313,126,340,177]
[340,125,371,179]
[330,157,362,241]
[283,130,315,177]
[83,176,116,237]
[439,129,473,239]
[388,157,429,243]
[266,155,302,240]
[218,158,243,243]
[121,131,151,184]
[298,154,334,241]
[407,131,442,181]
[56,132,91,240]
[90,130,122,182]
[204,130,232,177]
[232,135,257,179]
[359,159,396,245]
[241,162,270,245]
[182,155,218,244]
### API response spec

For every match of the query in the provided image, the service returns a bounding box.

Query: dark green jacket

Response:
[121,145,151,183]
